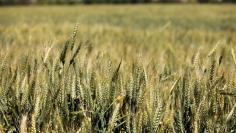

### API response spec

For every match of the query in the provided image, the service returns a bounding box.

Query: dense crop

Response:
[0,5,236,133]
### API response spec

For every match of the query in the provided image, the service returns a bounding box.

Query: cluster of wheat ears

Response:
[0,26,236,133]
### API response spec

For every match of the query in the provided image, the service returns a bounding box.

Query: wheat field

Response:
[0,5,236,133]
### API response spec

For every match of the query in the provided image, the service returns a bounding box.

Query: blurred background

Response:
[0,0,235,5]
[0,0,235,66]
